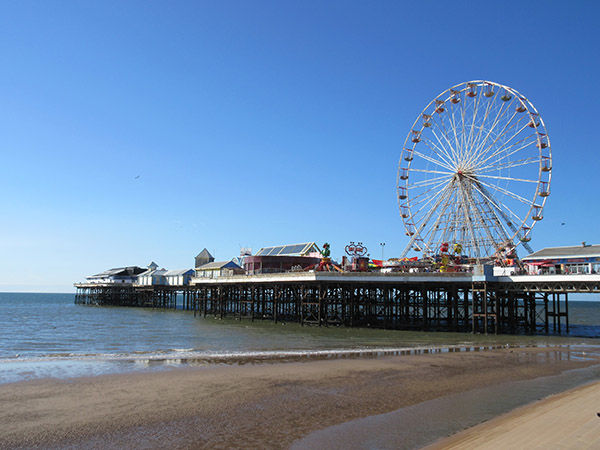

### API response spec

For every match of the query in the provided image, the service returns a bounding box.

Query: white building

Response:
[522,243,600,275]
[164,269,195,286]
[136,262,167,285]
[86,266,146,284]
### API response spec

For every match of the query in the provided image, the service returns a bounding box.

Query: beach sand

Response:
[426,380,600,449]
[1,347,599,449]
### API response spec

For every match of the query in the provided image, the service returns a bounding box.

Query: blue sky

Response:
[1,1,599,292]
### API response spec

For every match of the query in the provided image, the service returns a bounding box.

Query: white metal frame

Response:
[398,80,552,259]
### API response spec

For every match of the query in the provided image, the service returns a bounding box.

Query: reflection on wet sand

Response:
[2,346,600,449]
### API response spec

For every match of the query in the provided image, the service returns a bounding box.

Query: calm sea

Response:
[1,292,600,384]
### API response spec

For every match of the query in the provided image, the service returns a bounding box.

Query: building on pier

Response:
[244,242,322,275]
[85,266,146,284]
[164,269,195,286]
[195,248,215,268]
[136,266,167,286]
[523,243,600,275]
[254,242,321,257]
[193,260,244,279]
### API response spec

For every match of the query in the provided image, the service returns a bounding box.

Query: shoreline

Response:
[1,346,600,448]
[3,340,598,386]
[426,380,600,449]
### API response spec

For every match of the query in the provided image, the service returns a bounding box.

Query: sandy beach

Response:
[1,346,599,449]
[428,380,600,449]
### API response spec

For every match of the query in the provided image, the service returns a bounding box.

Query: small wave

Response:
[0,343,548,366]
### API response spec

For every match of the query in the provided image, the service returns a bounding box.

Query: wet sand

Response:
[427,380,600,449]
[1,347,599,449]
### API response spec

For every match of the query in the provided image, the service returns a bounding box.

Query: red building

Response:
[244,242,321,275]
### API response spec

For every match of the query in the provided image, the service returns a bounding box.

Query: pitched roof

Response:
[164,269,195,276]
[522,244,600,260]
[138,268,167,277]
[196,260,242,270]
[196,248,214,259]
[255,242,320,257]
[88,266,146,278]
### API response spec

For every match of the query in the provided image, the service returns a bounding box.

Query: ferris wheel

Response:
[397,80,552,259]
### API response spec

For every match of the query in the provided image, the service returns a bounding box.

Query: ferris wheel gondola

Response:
[397,80,552,259]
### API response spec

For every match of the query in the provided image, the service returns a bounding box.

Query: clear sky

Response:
[1,1,599,292]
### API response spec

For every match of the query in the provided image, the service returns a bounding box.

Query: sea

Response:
[2,292,600,385]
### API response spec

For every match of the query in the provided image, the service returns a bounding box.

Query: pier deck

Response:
[75,272,600,335]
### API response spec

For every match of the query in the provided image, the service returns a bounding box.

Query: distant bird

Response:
[561,222,566,226]
[134,175,140,179]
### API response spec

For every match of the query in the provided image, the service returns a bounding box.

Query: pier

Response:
[75,272,600,335]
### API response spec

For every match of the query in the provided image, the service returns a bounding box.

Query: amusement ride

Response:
[397,80,552,263]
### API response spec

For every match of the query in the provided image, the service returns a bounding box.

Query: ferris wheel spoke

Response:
[472,122,534,169]
[427,129,457,166]
[433,108,459,161]
[410,176,450,195]
[474,183,531,222]
[463,89,485,166]
[469,180,530,222]
[471,111,530,165]
[465,100,511,166]
[411,185,452,239]
[413,144,455,171]
[474,212,511,250]
[465,188,507,252]
[409,174,453,188]
[447,98,464,161]
[462,94,481,164]
[432,98,464,164]
[471,99,509,163]
[460,93,469,165]
[400,184,453,257]
[475,173,538,184]
[468,175,534,206]
[468,93,496,163]
[473,134,538,171]
[430,121,460,164]
[468,103,523,166]
[409,168,454,175]
[463,183,502,256]
[470,183,526,242]
[475,192,513,244]
[409,189,451,214]
[407,180,451,212]
[475,155,539,174]
[420,136,457,169]
[409,180,452,219]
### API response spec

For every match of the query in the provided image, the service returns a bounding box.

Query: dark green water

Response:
[1,292,599,383]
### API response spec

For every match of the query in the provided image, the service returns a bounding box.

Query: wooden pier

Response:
[75,272,600,335]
